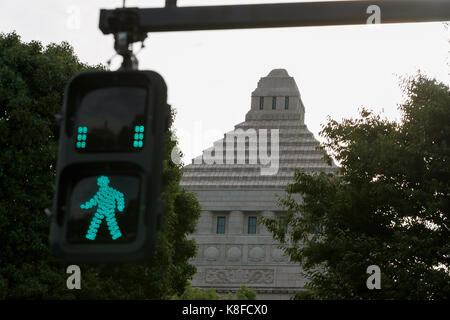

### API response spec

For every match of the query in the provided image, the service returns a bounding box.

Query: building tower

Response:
[180,69,337,299]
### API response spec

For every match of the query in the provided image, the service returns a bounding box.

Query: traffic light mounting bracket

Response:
[107,8,147,70]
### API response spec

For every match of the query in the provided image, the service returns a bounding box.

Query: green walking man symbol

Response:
[80,176,125,240]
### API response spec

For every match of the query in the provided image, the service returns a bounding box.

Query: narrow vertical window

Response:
[259,96,264,110]
[217,216,226,234]
[285,96,289,110]
[279,216,287,234]
[312,223,319,235]
[272,96,276,110]
[248,216,257,234]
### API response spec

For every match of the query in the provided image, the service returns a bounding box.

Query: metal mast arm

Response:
[102,0,450,70]
[100,0,450,34]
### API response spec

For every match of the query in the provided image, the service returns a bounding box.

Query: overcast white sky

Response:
[1,0,448,163]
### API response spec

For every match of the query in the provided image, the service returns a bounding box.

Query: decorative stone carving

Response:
[271,248,288,262]
[248,246,265,262]
[204,246,220,261]
[205,268,274,284]
[226,246,241,262]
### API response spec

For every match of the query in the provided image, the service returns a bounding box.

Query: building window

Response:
[259,97,264,110]
[272,96,276,110]
[285,96,289,110]
[248,216,257,234]
[312,223,319,235]
[217,216,226,234]
[279,216,287,234]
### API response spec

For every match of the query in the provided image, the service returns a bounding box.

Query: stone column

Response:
[195,210,213,234]
[228,210,243,234]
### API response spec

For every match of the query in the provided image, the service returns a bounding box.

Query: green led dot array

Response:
[76,126,88,149]
[133,125,144,148]
[80,176,124,241]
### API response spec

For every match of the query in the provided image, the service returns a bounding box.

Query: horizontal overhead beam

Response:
[99,0,450,34]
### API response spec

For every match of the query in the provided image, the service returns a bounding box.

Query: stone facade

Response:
[180,69,337,299]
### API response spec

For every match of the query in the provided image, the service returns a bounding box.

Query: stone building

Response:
[180,69,337,299]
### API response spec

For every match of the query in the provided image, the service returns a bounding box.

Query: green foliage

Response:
[0,32,201,299]
[171,283,230,300]
[172,284,257,300]
[236,285,257,300]
[261,74,450,299]
[292,289,318,300]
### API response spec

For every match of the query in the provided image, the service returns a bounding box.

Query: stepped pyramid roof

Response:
[180,69,337,189]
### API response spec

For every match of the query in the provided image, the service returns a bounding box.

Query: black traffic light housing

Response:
[49,70,169,264]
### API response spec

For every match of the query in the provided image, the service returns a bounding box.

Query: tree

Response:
[171,283,257,300]
[236,285,257,300]
[171,283,231,300]
[0,32,201,299]
[262,74,450,299]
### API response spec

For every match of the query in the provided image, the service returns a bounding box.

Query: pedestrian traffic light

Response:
[49,70,169,263]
